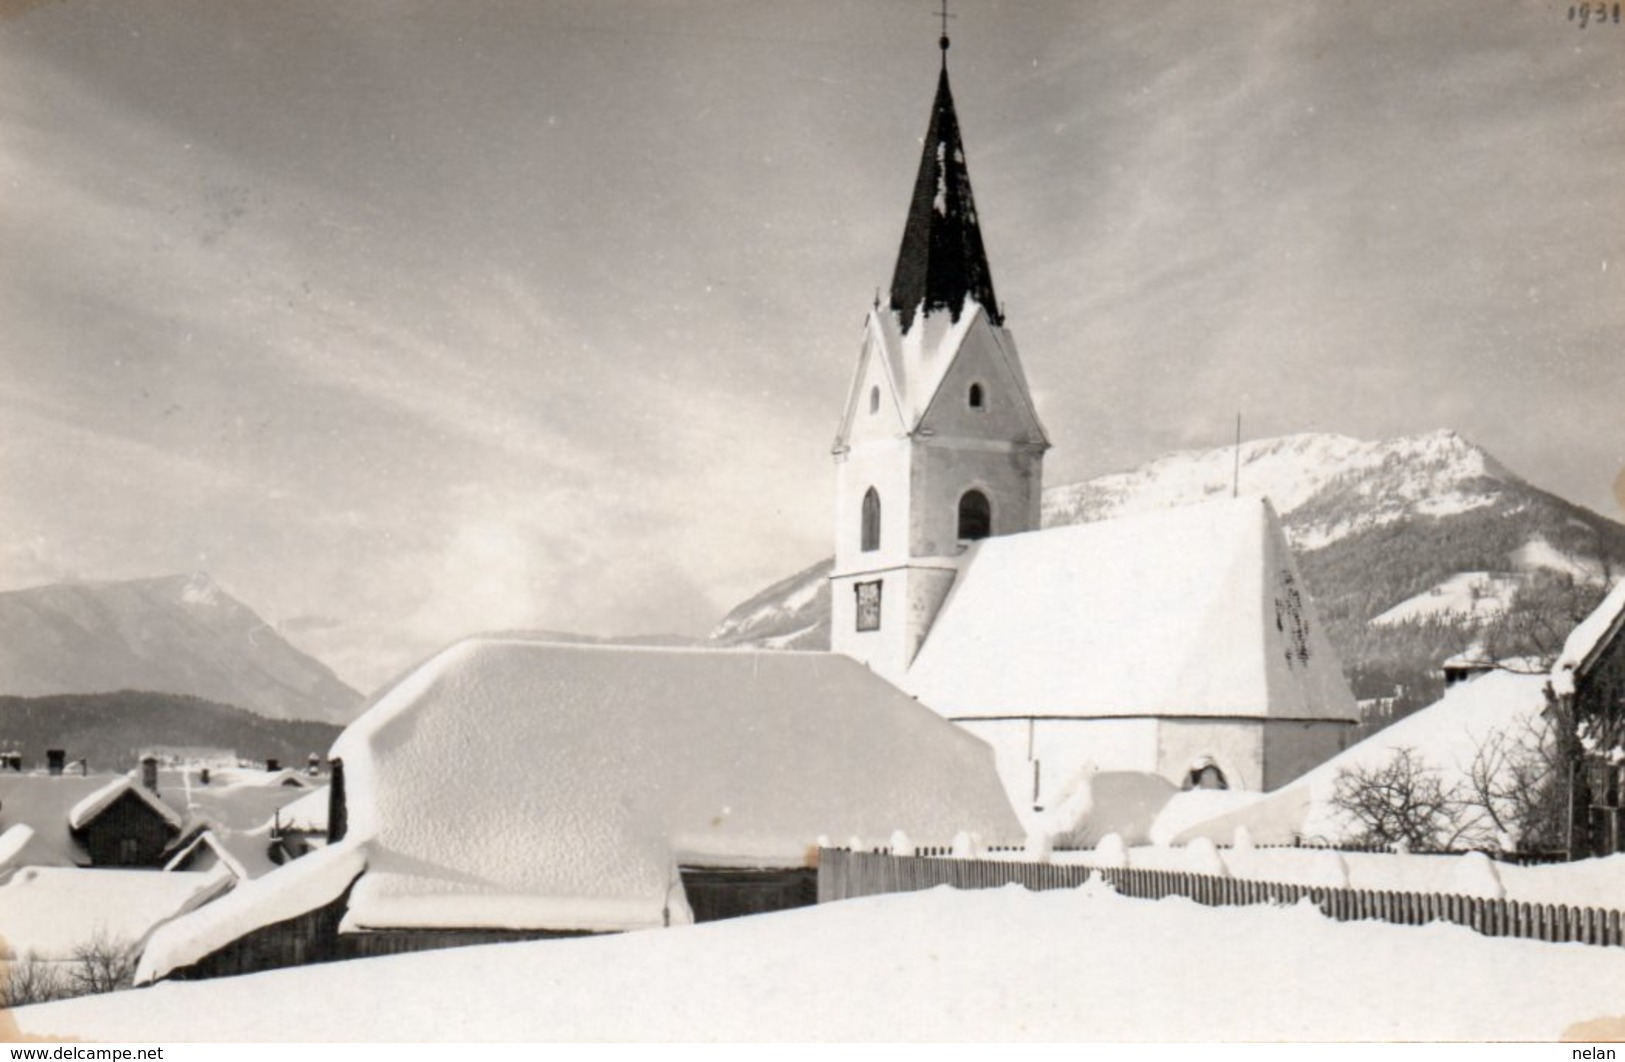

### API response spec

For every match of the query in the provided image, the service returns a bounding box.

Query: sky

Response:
[2,0,1622,692]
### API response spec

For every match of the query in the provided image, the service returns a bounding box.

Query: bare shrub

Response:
[64,929,140,997]
[0,952,69,1009]
[1331,747,1465,852]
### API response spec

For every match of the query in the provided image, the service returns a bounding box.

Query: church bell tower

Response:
[830,30,1049,685]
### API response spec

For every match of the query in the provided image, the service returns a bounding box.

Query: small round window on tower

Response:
[968,383,984,409]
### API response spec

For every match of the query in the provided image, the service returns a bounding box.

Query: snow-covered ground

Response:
[15,881,1625,1041]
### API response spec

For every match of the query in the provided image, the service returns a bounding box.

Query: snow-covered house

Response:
[67,776,187,867]
[1552,578,1625,857]
[0,864,233,972]
[136,640,1019,983]
[828,37,1359,812]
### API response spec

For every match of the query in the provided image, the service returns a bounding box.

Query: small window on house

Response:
[118,837,140,865]
[957,489,991,542]
[861,487,881,552]
[869,386,880,414]
[968,383,984,409]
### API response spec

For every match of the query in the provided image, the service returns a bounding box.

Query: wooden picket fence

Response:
[816,848,1625,948]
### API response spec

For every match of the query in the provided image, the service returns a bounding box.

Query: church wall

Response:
[832,437,913,575]
[1154,719,1265,792]
[1260,718,1354,792]
[916,320,1042,445]
[910,442,1042,556]
[831,562,958,686]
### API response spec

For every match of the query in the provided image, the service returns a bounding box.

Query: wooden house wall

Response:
[164,866,813,983]
[1578,624,1625,857]
[679,867,817,923]
[77,790,176,867]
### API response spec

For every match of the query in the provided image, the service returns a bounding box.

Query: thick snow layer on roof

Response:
[270,784,328,833]
[68,777,186,833]
[162,828,280,881]
[907,497,1358,722]
[24,883,1625,1041]
[0,774,111,867]
[1553,578,1625,694]
[0,824,35,871]
[0,865,231,962]
[136,840,365,984]
[328,641,1018,933]
[1170,670,1552,847]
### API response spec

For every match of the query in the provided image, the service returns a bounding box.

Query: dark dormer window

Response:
[957,489,991,542]
[861,487,881,552]
[968,383,984,409]
[869,386,880,414]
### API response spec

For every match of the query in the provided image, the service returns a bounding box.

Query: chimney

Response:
[47,749,65,776]
[265,758,280,773]
[328,758,347,842]
[141,756,159,794]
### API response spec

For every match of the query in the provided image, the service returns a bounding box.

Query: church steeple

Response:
[829,23,1046,687]
[888,54,1001,334]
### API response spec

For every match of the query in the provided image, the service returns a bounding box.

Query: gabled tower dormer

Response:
[831,33,1049,685]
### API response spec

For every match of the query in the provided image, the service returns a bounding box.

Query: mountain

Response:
[0,690,343,772]
[0,573,363,725]
[708,430,1625,715]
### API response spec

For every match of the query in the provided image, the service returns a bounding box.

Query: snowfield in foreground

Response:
[16,882,1625,1041]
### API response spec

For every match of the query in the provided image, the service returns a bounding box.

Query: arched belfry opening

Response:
[968,382,984,409]
[957,489,991,542]
[861,487,882,552]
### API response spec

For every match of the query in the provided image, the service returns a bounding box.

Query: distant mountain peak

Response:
[0,574,362,725]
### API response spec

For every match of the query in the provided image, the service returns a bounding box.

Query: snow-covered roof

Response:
[0,823,35,873]
[906,497,1359,722]
[138,641,1019,975]
[67,777,186,834]
[272,784,329,833]
[0,774,124,867]
[327,641,1018,935]
[1552,578,1625,696]
[0,864,231,962]
[1170,669,1553,847]
[162,828,281,881]
[137,841,365,984]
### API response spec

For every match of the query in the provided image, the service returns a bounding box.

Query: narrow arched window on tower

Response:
[957,489,991,542]
[968,383,984,409]
[861,487,881,552]
[869,386,880,414]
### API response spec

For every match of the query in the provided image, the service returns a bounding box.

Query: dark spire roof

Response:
[888,63,1001,334]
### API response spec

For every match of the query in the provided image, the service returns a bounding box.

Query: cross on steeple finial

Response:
[937,0,954,58]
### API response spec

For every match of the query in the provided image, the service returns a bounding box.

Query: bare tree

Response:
[1461,711,1569,853]
[1482,566,1614,674]
[0,952,68,1009]
[1331,747,1465,851]
[62,930,139,998]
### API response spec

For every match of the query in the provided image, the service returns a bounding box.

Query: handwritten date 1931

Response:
[1570,3,1622,27]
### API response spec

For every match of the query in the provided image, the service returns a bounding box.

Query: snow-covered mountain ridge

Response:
[0,573,363,724]
[1042,429,1520,551]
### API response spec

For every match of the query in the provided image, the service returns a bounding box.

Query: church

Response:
[829,33,1360,814]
